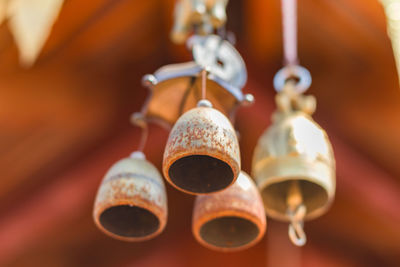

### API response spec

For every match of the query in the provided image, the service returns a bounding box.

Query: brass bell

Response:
[93,151,168,241]
[252,83,335,245]
[163,99,241,194]
[192,171,266,251]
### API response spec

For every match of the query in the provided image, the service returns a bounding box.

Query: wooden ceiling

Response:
[0,0,400,266]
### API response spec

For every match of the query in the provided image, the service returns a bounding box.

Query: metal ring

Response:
[273,65,312,93]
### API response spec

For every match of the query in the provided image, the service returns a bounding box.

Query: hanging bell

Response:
[252,82,335,245]
[163,100,240,194]
[192,171,266,251]
[93,151,168,241]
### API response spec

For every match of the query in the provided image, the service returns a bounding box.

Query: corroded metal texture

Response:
[163,105,240,195]
[192,171,266,252]
[252,108,336,222]
[93,153,167,241]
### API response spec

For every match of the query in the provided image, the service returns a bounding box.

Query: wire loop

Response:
[288,204,307,246]
[273,65,312,93]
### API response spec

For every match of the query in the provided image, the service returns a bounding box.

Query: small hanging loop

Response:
[286,180,307,246]
[273,65,312,94]
[288,204,307,246]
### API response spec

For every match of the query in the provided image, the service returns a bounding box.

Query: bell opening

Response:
[99,205,160,238]
[262,179,329,217]
[169,155,233,193]
[199,216,259,248]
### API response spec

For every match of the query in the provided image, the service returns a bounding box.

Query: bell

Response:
[192,171,266,251]
[163,100,241,194]
[93,151,167,241]
[252,88,335,244]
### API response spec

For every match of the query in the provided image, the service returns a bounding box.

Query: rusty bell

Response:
[163,100,241,195]
[192,171,266,252]
[93,151,167,241]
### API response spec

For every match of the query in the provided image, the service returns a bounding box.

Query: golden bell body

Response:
[163,104,240,195]
[192,171,266,252]
[93,152,167,241]
[252,111,336,221]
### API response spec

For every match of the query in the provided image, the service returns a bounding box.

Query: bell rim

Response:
[163,150,240,195]
[256,175,335,222]
[192,209,267,252]
[93,198,168,242]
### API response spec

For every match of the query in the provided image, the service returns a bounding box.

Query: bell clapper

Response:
[287,180,307,246]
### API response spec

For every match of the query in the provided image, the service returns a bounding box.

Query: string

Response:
[137,124,148,152]
[131,113,149,152]
[201,68,207,100]
[281,0,298,67]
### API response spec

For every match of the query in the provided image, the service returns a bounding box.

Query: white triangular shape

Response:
[7,0,64,67]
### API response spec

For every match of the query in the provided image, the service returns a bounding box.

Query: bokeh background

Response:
[0,0,400,266]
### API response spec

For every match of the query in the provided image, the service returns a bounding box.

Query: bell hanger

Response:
[139,33,253,130]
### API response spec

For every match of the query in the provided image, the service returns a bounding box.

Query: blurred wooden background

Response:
[0,0,399,266]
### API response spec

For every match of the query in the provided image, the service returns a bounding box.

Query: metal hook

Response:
[288,204,307,246]
[286,180,307,246]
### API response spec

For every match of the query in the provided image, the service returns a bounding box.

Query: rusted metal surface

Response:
[252,88,336,222]
[192,171,266,252]
[163,105,240,194]
[93,153,167,242]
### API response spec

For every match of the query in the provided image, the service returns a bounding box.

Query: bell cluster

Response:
[92,0,336,251]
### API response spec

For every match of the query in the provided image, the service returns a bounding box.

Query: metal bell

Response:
[163,100,241,194]
[252,86,335,245]
[93,152,167,241]
[192,171,266,251]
